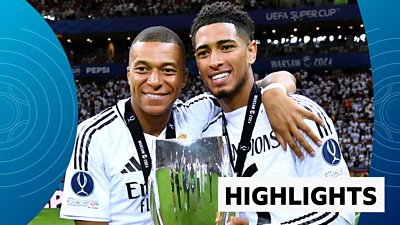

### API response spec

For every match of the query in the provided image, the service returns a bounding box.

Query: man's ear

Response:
[247,40,257,64]
[127,66,131,85]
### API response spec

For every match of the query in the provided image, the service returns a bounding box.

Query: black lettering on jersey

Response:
[263,134,271,151]
[126,182,141,199]
[253,136,263,154]
[229,133,281,178]
[126,181,150,213]
[231,133,281,157]
[141,197,150,213]
[270,131,280,148]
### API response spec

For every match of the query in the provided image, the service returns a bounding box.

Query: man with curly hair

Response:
[192,2,355,225]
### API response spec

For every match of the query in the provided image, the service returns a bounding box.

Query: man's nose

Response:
[209,51,223,69]
[148,70,162,88]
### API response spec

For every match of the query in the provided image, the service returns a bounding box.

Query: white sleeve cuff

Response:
[261,83,287,95]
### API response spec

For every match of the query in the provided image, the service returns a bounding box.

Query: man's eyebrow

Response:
[161,62,178,68]
[195,39,236,52]
[216,39,236,45]
[195,44,208,52]
[133,60,177,68]
[133,60,150,66]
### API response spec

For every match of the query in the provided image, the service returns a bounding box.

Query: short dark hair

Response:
[130,26,186,65]
[190,1,254,47]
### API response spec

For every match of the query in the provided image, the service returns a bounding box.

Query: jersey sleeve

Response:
[289,94,355,225]
[174,93,221,135]
[60,121,111,222]
[290,94,350,178]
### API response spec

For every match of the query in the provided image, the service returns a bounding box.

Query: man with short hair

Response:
[60,26,321,225]
[192,2,355,224]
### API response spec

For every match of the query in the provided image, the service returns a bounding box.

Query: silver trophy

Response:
[151,136,234,225]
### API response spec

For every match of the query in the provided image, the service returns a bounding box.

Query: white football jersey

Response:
[61,94,220,225]
[202,94,355,225]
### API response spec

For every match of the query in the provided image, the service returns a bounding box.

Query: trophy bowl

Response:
[151,136,233,225]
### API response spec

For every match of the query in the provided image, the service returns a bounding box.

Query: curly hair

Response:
[190,1,254,48]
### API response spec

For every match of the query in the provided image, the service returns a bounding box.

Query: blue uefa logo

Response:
[71,171,95,197]
[322,139,341,166]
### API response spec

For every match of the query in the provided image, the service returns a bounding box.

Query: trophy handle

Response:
[218,136,237,224]
[155,208,165,225]
[150,179,166,225]
[216,211,238,225]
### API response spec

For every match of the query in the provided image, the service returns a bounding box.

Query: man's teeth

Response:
[212,72,229,80]
[145,93,164,98]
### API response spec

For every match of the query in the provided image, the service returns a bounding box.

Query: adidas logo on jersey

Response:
[121,156,142,174]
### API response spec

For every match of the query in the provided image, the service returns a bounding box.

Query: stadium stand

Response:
[295,70,372,175]
[29,0,358,20]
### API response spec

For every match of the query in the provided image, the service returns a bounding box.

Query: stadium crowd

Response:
[34,0,366,66]
[75,69,372,174]
[258,35,368,56]
[29,0,354,20]
[63,33,368,65]
[296,70,372,175]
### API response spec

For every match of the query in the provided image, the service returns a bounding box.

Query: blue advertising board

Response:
[48,4,360,34]
[256,52,371,72]
[73,52,371,79]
